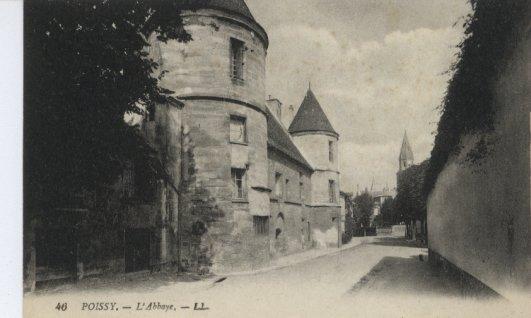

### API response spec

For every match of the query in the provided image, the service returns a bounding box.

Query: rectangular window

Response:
[329,180,336,203]
[253,216,269,235]
[285,178,290,200]
[231,168,246,199]
[299,172,304,202]
[230,115,247,143]
[329,140,334,162]
[275,173,282,198]
[230,38,245,81]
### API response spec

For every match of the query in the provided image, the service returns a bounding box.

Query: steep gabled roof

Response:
[399,131,414,161]
[180,0,255,21]
[288,88,338,137]
[266,108,313,171]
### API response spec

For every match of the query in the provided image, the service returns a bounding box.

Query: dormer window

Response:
[230,38,245,82]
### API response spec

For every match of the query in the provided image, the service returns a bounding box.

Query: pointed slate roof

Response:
[399,131,414,161]
[266,108,313,171]
[288,88,338,137]
[180,0,255,21]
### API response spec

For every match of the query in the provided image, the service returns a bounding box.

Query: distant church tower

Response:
[399,131,414,172]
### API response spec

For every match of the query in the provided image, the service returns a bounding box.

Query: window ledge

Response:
[231,77,245,86]
[230,141,249,146]
[285,201,302,206]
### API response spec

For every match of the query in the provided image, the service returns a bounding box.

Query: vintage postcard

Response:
[20,0,530,317]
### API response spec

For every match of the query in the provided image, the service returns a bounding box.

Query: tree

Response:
[23,1,196,288]
[353,191,373,228]
[395,160,429,238]
[25,0,195,209]
[379,198,396,227]
[425,0,529,196]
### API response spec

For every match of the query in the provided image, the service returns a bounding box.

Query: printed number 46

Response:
[55,303,68,311]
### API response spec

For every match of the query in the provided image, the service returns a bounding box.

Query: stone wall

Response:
[158,9,267,110]
[292,133,339,171]
[175,98,271,273]
[427,18,530,297]
[153,7,270,273]
[309,206,341,248]
[291,133,340,206]
[268,149,313,255]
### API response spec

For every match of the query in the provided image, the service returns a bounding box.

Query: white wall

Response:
[428,19,530,298]
[292,133,340,206]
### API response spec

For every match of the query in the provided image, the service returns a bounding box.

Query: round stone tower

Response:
[289,88,340,206]
[153,0,271,272]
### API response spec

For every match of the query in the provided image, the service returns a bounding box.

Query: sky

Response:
[246,0,471,193]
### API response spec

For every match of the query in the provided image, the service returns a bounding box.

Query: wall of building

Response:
[309,206,341,248]
[310,171,340,205]
[158,9,267,110]
[292,133,339,171]
[268,149,313,255]
[339,194,346,236]
[427,21,530,297]
[152,8,270,274]
[292,133,340,206]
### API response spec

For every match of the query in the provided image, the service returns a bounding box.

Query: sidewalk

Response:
[31,236,380,295]
[219,236,377,277]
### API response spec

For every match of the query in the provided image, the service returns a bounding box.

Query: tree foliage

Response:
[353,191,373,228]
[376,198,397,227]
[425,0,529,195]
[396,161,429,224]
[25,0,194,209]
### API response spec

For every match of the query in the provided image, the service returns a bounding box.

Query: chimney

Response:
[266,96,283,122]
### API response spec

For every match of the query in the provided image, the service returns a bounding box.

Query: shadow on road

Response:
[369,236,426,248]
[349,255,499,299]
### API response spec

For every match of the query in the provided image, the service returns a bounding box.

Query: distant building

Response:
[371,186,395,217]
[399,131,414,172]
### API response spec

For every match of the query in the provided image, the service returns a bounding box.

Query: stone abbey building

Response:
[147,0,343,273]
[26,0,344,288]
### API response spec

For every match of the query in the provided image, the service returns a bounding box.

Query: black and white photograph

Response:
[6,0,530,317]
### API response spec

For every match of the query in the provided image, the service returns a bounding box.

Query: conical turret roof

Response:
[288,88,338,137]
[399,131,414,161]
